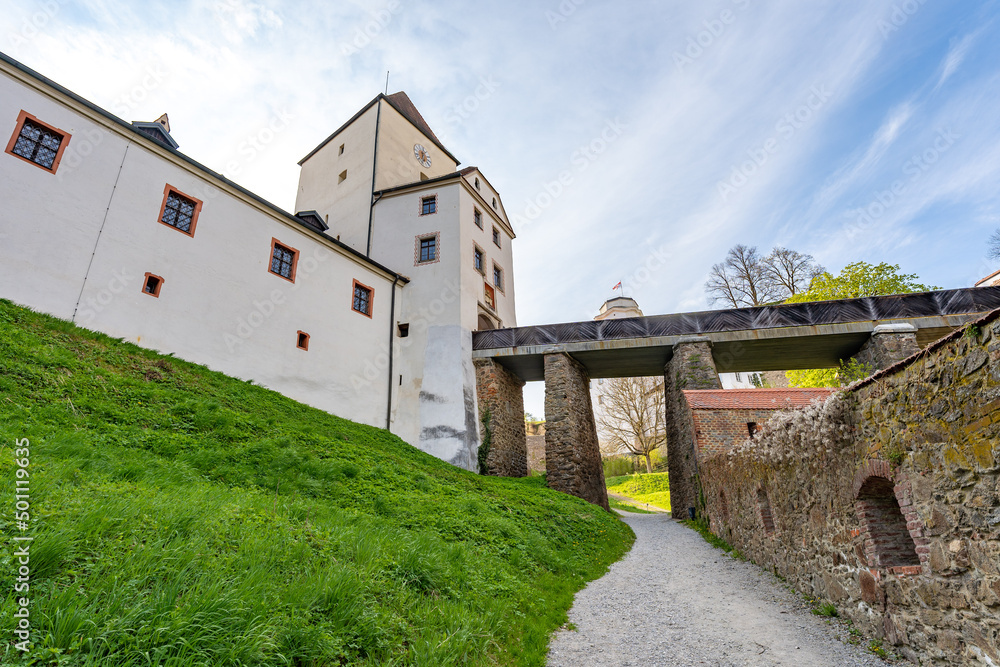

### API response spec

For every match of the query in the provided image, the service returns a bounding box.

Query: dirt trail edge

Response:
[547,513,887,667]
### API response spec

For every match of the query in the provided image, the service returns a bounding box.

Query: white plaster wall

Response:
[0,64,400,432]
[79,143,397,429]
[295,103,378,254]
[374,102,459,191]
[0,70,130,319]
[370,182,489,467]
[458,176,516,329]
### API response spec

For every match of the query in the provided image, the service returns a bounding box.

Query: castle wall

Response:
[699,313,1000,665]
[0,59,403,436]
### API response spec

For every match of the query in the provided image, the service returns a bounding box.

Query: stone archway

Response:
[477,313,496,331]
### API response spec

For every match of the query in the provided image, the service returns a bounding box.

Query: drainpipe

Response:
[366,97,382,257]
[385,275,399,429]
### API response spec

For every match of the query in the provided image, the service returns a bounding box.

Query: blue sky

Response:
[3,0,1000,417]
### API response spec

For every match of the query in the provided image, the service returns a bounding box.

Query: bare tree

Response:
[705,244,779,308]
[596,377,666,473]
[764,247,824,297]
[706,244,824,307]
[989,229,1000,260]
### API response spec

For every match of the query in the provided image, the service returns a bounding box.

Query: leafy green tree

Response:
[786,262,938,387]
[785,261,939,303]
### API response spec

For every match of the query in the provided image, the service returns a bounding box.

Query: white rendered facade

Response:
[0,53,515,470]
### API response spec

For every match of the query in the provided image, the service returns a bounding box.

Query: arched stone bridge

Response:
[470,286,1000,513]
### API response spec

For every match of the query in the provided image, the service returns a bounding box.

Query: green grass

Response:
[607,497,656,514]
[0,300,634,666]
[606,473,671,512]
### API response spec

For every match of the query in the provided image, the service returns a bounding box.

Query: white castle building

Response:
[0,52,516,470]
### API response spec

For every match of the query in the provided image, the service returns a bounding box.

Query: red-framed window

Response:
[5,110,71,173]
[158,185,203,236]
[269,238,299,282]
[142,272,165,298]
[352,280,374,317]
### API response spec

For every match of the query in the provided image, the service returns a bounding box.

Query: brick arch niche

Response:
[757,487,775,535]
[853,460,922,571]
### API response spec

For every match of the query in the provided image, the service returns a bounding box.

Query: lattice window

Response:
[352,281,373,317]
[270,241,297,281]
[11,119,63,169]
[162,191,196,233]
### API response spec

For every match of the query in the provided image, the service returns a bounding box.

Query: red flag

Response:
[612,281,622,291]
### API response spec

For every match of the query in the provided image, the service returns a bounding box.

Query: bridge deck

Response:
[471,287,1000,381]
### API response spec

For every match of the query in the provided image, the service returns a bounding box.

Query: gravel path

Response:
[548,513,888,667]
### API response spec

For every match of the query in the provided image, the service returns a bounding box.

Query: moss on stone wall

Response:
[699,311,1000,665]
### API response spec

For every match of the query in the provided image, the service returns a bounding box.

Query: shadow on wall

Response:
[699,311,1000,666]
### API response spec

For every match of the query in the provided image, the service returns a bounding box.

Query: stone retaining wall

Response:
[544,353,609,510]
[473,359,527,477]
[699,312,1000,665]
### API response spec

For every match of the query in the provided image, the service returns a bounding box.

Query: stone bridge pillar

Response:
[543,353,609,510]
[664,337,722,519]
[853,323,920,372]
[473,359,528,477]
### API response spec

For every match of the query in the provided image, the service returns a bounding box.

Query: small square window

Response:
[269,239,299,282]
[492,264,504,292]
[397,323,409,338]
[297,331,310,351]
[474,208,483,229]
[158,185,202,236]
[142,272,164,298]
[352,280,373,317]
[338,170,347,183]
[421,195,437,215]
[414,233,440,265]
[484,283,496,310]
[420,172,428,181]
[5,111,70,173]
[419,236,436,262]
[338,143,345,155]
[473,246,484,274]
[492,227,501,248]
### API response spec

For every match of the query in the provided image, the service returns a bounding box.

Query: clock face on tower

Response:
[413,143,432,168]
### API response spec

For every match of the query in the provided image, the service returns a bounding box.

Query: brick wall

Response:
[698,311,1000,665]
[691,408,776,459]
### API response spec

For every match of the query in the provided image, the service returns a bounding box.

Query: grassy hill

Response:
[0,300,633,666]
[606,473,671,512]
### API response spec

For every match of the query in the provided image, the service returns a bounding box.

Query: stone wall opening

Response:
[757,487,775,535]
[855,476,919,568]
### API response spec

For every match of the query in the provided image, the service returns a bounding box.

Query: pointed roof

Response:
[299,91,459,166]
[384,91,446,154]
